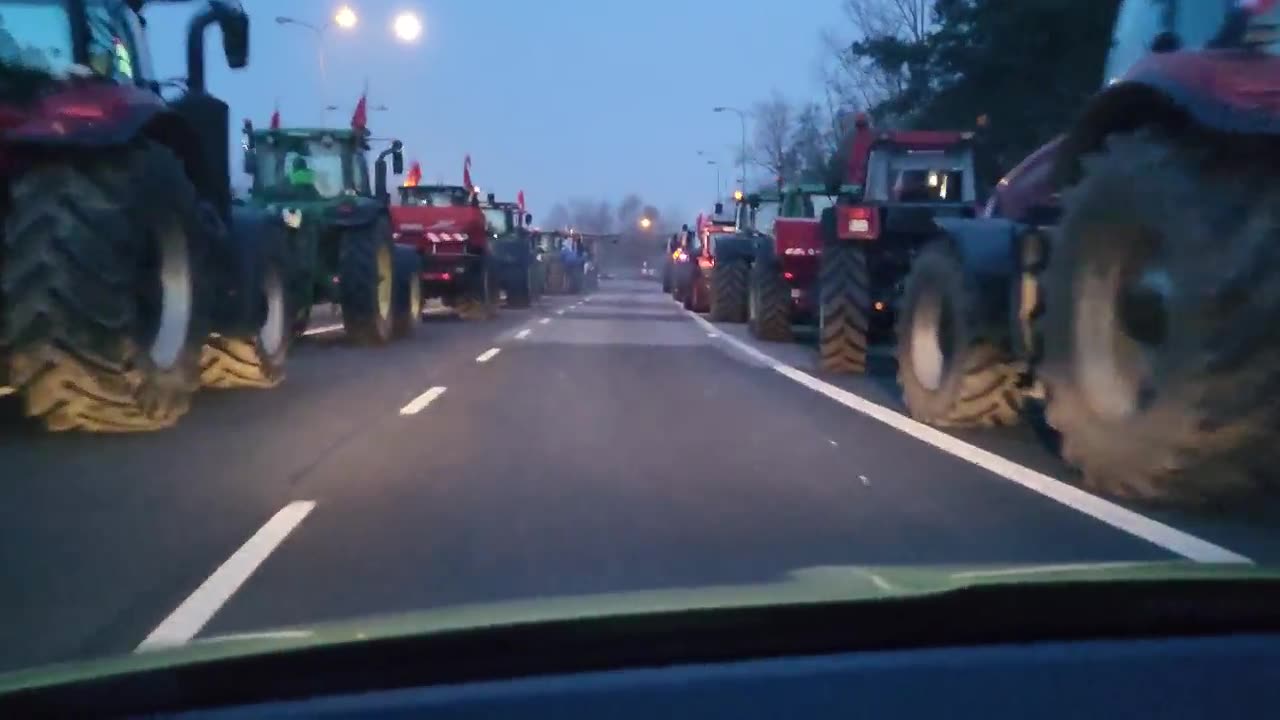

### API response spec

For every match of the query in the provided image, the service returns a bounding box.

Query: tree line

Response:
[745,0,1122,189]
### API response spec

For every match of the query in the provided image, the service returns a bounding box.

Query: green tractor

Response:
[241,123,422,343]
[479,194,537,308]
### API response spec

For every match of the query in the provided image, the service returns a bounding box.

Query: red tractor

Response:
[819,127,982,373]
[1,0,296,432]
[892,0,1280,505]
[673,206,736,312]
[390,176,496,320]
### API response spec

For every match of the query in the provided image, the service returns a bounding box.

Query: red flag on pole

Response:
[517,190,526,211]
[463,154,473,190]
[405,161,422,187]
[351,84,368,131]
[270,102,280,129]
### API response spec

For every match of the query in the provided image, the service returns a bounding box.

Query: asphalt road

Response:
[0,277,1272,672]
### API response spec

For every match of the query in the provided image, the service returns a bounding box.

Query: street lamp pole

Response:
[713,106,748,191]
[276,16,330,122]
[707,160,720,203]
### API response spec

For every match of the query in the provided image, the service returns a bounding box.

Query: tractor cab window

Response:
[1105,0,1173,84]
[85,0,143,83]
[0,2,74,75]
[750,201,780,235]
[252,136,361,201]
[806,193,836,216]
[482,207,511,235]
[399,186,470,207]
[867,147,976,204]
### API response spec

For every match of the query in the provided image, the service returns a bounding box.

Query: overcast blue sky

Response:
[143,0,845,220]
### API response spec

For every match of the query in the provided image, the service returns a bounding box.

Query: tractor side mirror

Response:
[240,119,255,174]
[524,213,533,225]
[392,150,404,175]
[216,2,250,69]
[486,192,496,205]
[714,202,724,215]
[242,148,255,175]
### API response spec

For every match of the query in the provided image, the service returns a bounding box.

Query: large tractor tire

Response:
[567,264,585,295]
[391,246,423,339]
[748,261,793,342]
[709,259,749,322]
[818,237,871,374]
[456,261,497,320]
[1038,131,1280,506]
[2,142,211,431]
[505,261,533,308]
[895,241,1023,427]
[339,218,395,345]
[546,260,566,295]
[201,221,293,389]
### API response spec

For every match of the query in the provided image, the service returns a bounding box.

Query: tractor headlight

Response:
[281,207,303,229]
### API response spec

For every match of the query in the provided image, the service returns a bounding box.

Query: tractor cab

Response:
[246,128,371,202]
[1105,0,1280,87]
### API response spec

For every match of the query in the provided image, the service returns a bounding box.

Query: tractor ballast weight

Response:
[890,0,1280,507]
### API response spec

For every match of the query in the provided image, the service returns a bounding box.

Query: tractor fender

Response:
[931,217,1019,341]
[212,205,291,336]
[1054,70,1280,184]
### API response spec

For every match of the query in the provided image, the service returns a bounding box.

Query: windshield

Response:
[0,1,72,74]
[399,186,470,207]
[7,1,1279,689]
[751,201,781,234]
[253,138,361,200]
[482,207,511,234]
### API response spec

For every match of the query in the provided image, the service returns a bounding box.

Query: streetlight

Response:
[334,5,358,29]
[713,106,748,191]
[639,217,652,230]
[276,11,359,122]
[706,159,722,202]
[393,11,423,43]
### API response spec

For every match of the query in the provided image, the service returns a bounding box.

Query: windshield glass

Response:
[0,1,73,74]
[751,201,781,234]
[8,1,1279,688]
[399,186,470,207]
[253,137,356,200]
[482,207,510,233]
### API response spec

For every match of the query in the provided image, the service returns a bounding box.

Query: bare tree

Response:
[616,194,644,230]
[821,0,934,123]
[750,91,799,187]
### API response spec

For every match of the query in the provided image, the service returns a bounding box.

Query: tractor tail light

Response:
[838,205,879,241]
[698,256,715,270]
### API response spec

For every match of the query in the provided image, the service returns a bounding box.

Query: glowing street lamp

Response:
[393,11,423,42]
[334,5,358,29]
[639,217,653,230]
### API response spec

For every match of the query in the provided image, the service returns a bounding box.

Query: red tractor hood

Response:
[390,206,484,239]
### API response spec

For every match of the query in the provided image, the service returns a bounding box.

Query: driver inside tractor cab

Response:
[892,169,966,203]
[288,157,316,189]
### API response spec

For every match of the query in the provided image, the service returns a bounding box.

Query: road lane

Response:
[0,297,568,671]
[698,294,1280,563]
[200,279,1178,638]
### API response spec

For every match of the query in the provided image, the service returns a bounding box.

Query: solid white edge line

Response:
[301,323,344,337]
[399,386,447,415]
[685,310,1251,565]
[476,347,501,363]
[515,329,532,340]
[539,318,551,324]
[137,500,317,651]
